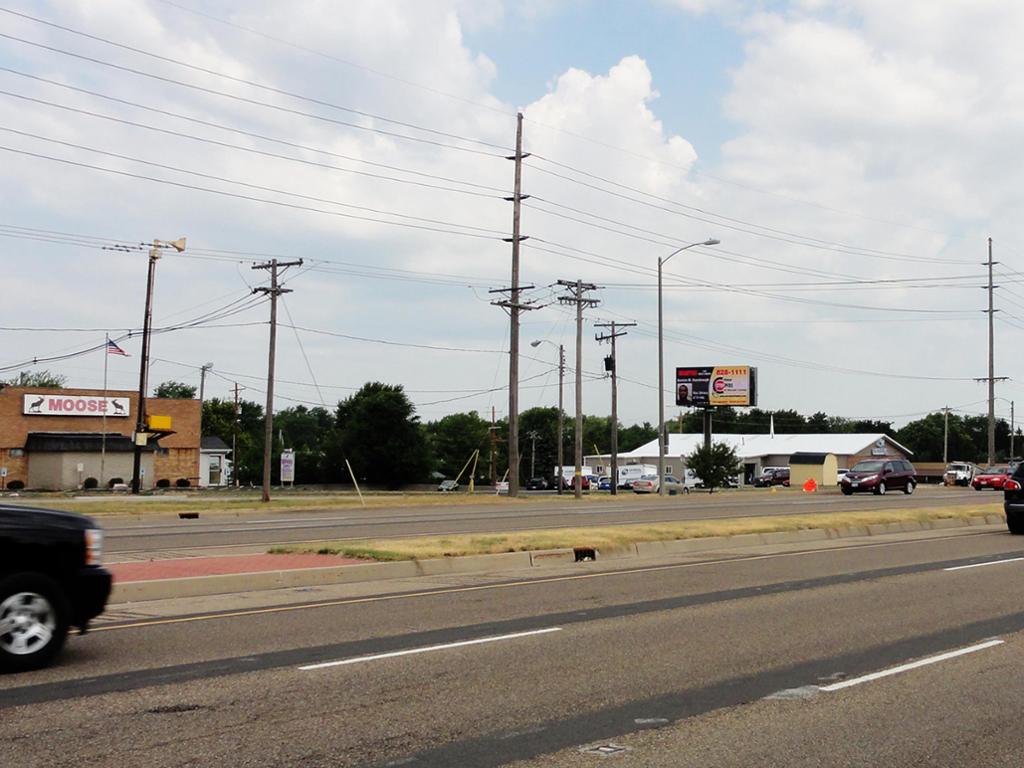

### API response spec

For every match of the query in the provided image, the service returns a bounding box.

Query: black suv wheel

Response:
[0,573,70,673]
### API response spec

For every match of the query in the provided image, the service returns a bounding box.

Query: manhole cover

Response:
[580,743,630,757]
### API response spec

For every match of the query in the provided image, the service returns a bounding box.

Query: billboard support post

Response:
[703,409,713,451]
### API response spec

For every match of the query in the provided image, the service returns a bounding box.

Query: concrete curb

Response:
[110,514,1006,603]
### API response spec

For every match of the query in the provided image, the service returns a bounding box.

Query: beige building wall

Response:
[27,452,153,490]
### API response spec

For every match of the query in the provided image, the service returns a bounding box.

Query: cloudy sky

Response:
[2,0,1022,431]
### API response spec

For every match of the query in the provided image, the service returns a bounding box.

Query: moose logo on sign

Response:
[22,394,131,417]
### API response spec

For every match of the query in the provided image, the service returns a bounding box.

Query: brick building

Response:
[0,386,200,490]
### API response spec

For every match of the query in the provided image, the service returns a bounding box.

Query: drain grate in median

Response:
[580,743,630,757]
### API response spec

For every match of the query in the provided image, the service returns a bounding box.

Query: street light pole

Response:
[658,238,720,496]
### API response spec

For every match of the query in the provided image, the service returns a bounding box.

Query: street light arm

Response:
[661,238,720,268]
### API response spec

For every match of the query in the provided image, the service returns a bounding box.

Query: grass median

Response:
[0,488,686,517]
[271,502,1004,561]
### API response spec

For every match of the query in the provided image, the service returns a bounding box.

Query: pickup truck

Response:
[0,504,112,672]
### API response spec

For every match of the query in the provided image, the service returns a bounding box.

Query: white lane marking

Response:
[944,557,1024,572]
[818,639,1004,692]
[298,627,562,671]
[245,516,348,524]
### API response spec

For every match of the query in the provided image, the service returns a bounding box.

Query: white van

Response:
[617,464,656,489]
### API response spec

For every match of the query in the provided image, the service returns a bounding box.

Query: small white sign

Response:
[0,467,7,478]
[280,449,295,483]
[76,463,85,473]
[23,394,130,417]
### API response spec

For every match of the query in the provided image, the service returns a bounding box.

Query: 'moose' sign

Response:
[23,394,131,418]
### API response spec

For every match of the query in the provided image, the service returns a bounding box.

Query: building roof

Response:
[200,436,230,451]
[591,433,912,461]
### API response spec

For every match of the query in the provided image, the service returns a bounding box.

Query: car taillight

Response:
[1005,479,1021,491]
[84,528,103,565]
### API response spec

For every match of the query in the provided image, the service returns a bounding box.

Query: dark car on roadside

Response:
[525,477,550,491]
[840,459,916,496]
[0,504,111,672]
[754,468,790,488]
[1002,464,1024,533]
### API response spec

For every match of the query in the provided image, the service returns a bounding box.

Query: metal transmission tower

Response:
[557,279,600,499]
[491,112,532,496]
[252,258,303,502]
[595,320,635,496]
[977,237,1007,466]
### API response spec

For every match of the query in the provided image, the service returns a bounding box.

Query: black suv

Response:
[0,504,112,672]
[1002,464,1024,533]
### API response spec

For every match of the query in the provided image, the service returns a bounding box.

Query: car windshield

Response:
[852,461,884,472]
[983,466,1009,474]
[947,464,968,471]
[639,475,656,480]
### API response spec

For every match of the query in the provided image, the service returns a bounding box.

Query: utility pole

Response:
[943,406,950,465]
[489,405,497,488]
[555,344,565,495]
[527,430,540,478]
[491,112,532,496]
[596,320,635,496]
[198,362,213,440]
[558,279,600,499]
[131,237,185,494]
[232,381,244,488]
[1012,400,1016,460]
[252,258,303,502]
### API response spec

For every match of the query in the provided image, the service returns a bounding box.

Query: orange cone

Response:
[803,478,818,493]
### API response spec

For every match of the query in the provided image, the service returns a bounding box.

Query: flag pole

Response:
[100,333,109,489]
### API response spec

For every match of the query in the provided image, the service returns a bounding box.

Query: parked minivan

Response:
[840,459,916,495]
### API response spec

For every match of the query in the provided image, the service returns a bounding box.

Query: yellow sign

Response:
[147,415,173,431]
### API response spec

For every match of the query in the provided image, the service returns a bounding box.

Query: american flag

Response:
[106,339,129,357]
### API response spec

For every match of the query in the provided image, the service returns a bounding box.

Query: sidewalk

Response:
[108,553,366,583]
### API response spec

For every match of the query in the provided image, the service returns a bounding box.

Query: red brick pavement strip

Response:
[108,553,368,583]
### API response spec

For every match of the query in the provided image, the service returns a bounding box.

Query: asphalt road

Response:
[98,485,993,558]
[2,523,1023,766]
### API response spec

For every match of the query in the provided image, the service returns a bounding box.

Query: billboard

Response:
[23,393,130,417]
[675,366,757,407]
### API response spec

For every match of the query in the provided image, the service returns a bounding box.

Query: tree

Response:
[202,397,264,484]
[154,381,196,399]
[425,411,494,482]
[619,421,658,452]
[329,382,429,488]
[276,405,336,483]
[2,370,66,388]
[686,441,741,493]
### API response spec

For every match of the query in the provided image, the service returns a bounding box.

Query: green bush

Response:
[108,477,124,488]
[175,478,191,488]
[156,478,171,488]
[83,477,98,489]
[6,479,24,490]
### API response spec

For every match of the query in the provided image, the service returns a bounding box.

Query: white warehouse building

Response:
[585,433,913,486]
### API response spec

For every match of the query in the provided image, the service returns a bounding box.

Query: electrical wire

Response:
[0,145,507,241]
[0,33,509,158]
[0,86,508,200]
[0,7,512,152]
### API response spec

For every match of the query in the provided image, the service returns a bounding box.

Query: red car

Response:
[972,466,1012,490]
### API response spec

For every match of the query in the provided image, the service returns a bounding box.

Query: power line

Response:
[0,127,508,236]
[0,145,507,241]
[527,155,974,264]
[0,7,511,150]
[0,88,507,201]
[0,32,510,158]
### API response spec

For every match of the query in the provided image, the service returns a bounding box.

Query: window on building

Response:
[9,448,24,458]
